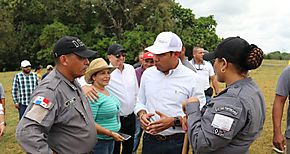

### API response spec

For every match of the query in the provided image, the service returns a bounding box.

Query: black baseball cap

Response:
[107,44,126,55]
[53,36,97,58]
[203,36,250,65]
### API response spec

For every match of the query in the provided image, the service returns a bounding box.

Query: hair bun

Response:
[245,44,264,70]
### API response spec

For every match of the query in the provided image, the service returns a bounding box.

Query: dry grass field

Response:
[0,59,288,154]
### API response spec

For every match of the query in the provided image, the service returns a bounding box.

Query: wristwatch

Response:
[174,117,181,126]
[172,117,181,129]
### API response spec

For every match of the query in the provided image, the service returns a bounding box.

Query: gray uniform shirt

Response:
[16,69,97,154]
[276,66,290,138]
[186,78,265,154]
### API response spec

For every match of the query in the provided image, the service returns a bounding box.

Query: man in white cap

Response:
[134,32,205,154]
[12,60,38,119]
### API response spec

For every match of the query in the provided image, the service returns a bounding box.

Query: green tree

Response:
[37,21,70,65]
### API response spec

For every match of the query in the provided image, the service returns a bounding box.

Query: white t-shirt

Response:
[189,60,215,90]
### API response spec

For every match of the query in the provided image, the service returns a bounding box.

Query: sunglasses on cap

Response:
[115,53,126,58]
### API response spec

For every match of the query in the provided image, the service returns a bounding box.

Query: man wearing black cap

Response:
[16,36,98,153]
[106,44,138,154]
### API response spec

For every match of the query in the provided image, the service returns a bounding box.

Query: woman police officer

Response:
[182,36,265,154]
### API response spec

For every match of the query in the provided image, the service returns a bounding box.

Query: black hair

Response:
[234,44,264,74]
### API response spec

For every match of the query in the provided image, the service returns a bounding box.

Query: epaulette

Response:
[227,85,242,97]
[46,76,61,91]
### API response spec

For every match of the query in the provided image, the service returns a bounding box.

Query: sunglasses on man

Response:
[115,53,126,58]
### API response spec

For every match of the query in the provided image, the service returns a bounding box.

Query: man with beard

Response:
[12,60,38,119]
[16,36,97,153]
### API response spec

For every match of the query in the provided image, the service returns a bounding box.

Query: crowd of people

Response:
[0,31,289,154]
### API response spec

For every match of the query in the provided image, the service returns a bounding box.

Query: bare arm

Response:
[272,94,287,151]
[95,123,124,141]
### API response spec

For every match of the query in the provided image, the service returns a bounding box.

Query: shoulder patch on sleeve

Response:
[25,104,49,124]
[33,96,52,109]
[211,113,234,131]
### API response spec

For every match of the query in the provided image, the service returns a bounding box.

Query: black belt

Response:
[120,112,135,119]
[145,132,185,141]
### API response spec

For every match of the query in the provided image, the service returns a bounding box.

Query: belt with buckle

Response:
[146,133,185,141]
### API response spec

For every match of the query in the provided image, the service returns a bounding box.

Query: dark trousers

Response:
[142,133,184,154]
[113,113,136,154]
[19,104,28,120]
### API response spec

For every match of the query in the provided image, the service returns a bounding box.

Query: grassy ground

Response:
[0,59,288,154]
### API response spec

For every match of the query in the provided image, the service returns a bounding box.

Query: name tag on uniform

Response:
[211,114,234,131]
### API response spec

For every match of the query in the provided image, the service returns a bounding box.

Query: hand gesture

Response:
[139,113,155,130]
[146,111,173,135]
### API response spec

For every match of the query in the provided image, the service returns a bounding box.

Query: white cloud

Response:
[175,0,290,53]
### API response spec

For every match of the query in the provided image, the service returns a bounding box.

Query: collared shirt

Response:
[186,78,265,154]
[134,60,206,136]
[16,69,97,154]
[135,66,145,87]
[12,71,38,105]
[107,63,138,116]
[190,59,215,90]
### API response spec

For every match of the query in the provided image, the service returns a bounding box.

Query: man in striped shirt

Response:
[12,60,38,119]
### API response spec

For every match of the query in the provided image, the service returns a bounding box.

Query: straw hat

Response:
[85,58,115,84]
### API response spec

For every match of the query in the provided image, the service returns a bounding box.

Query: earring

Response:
[221,69,225,73]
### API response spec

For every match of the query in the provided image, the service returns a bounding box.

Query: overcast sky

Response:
[175,0,290,53]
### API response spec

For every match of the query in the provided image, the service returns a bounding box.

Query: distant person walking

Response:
[41,65,54,80]
[34,65,42,82]
[12,60,38,119]
[85,58,124,154]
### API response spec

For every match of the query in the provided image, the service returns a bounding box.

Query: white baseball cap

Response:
[20,60,31,68]
[145,32,182,54]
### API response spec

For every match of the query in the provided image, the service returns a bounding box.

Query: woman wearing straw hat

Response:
[85,58,124,154]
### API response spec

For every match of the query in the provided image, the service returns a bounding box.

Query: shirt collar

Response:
[54,69,79,91]
[166,59,183,76]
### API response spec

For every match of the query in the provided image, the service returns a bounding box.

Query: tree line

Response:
[0,0,221,71]
[2,0,286,72]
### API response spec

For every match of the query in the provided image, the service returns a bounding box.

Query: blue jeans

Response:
[93,139,115,154]
[133,117,143,152]
[142,133,184,154]
[19,104,28,120]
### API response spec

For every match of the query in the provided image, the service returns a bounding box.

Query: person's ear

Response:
[174,52,180,58]
[59,55,69,66]
[221,58,228,73]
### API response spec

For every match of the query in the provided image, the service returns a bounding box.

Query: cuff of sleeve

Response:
[186,103,201,116]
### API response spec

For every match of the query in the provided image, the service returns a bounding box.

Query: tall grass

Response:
[0,59,288,154]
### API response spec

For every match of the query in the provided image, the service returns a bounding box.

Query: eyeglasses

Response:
[194,64,204,70]
[115,53,126,58]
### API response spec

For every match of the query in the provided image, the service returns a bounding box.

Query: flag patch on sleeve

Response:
[34,96,51,109]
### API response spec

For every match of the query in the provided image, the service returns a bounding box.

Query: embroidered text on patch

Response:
[34,96,51,109]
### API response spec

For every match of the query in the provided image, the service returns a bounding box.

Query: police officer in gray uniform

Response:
[182,37,265,154]
[16,36,97,154]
